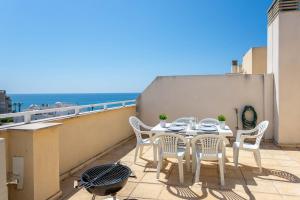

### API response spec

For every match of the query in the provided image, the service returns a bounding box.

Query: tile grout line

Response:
[271,178,283,197]
[127,180,139,199]
[238,162,253,196]
[238,161,286,198]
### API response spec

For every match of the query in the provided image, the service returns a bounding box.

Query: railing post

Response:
[74,107,80,115]
[24,113,31,124]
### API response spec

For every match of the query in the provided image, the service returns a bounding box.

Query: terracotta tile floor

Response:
[61,139,300,200]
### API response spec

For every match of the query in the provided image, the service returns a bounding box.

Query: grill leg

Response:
[103,193,118,200]
[91,193,118,200]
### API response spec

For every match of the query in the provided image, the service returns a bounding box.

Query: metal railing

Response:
[0,100,136,125]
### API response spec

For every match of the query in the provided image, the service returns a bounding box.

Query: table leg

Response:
[185,139,190,171]
[153,143,158,164]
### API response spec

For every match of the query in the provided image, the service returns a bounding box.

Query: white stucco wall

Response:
[267,11,300,145]
[137,74,274,139]
[278,12,300,145]
[268,15,280,142]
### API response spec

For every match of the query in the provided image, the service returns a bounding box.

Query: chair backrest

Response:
[153,133,187,155]
[199,118,219,125]
[191,134,223,158]
[173,117,195,124]
[129,116,143,143]
[255,121,269,146]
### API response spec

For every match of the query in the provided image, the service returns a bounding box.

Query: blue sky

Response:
[0,0,272,93]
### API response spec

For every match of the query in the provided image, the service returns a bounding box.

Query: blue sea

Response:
[9,93,139,112]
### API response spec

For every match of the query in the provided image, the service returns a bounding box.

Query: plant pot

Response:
[160,120,166,128]
[219,121,226,129]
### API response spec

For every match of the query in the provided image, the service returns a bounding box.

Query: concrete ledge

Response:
[8,122,61,131]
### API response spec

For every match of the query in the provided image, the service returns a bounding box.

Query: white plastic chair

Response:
[153,133,190,184]
[199,118,229,162]
[129,116,156,163]
[191,134,225,186]
[233,121,269,172]
[173,117,195,124]
[199,118,219,125]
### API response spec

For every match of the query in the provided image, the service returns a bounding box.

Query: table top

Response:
[151,123,233,137]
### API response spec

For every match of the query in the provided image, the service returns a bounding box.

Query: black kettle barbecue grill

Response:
[75,163,132,200]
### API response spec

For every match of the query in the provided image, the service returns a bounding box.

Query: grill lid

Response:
[80,164,131,188]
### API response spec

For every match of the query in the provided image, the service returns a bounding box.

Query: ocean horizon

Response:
[9,93,140,112]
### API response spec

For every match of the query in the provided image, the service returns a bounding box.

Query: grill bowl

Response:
[80,164,131,196]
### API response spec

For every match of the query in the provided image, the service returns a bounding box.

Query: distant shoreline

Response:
[9,93,139,112]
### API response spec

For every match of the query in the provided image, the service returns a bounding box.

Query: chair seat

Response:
[196,152,223,161]
[177,147,186,157]
[140,138,152,145]
[233,142,258,150]
[162,146,186,158]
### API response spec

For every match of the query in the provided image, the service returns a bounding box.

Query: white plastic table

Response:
[151,123,233,171]
[152,123,233,137]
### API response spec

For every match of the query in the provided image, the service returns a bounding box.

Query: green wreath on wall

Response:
[242,105,257,129]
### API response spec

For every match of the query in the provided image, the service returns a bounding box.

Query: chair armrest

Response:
[239,132,259,147]
[236,128,257,142]
[240,134,259,140]
[237,129,256,135]
[139,122,153,130]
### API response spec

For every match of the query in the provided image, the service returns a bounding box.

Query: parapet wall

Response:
[56,106,135,175]
[137,74,274,139]
[0,106,135,200]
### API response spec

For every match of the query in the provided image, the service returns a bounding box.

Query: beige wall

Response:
[56,106,135,175]
[0,132,10,172]
[0,138,8,200]
[0,106,135,200]
[137,75,274,139]
[268,11,300,145]
[0,123,61,200]
[33,127,60,200]
[253,47,267,74]
[268,15,280,142]
[242,47,267,74]
[242,49,253,74]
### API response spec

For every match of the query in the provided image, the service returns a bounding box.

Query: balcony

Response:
[60,138,300,200]
[0,74,300,200]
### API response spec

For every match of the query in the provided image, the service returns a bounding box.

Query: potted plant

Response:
[159,114,168,128]
[218,115,226,129]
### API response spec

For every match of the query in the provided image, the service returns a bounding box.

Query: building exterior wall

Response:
[137,74,274,139]
[0,138,8,200]
[242,47,267,74]
[252,47,267,74]
[0,91,12,114]
[267,15,280,142]
[278,12,300,145]
[267,11,300,145]
[242,49,253,74]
